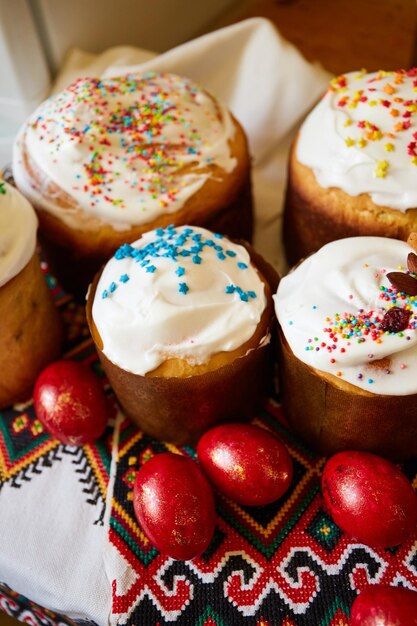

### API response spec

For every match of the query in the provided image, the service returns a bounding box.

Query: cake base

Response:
[283,139,417,266]
[37,171,253,301]
[278,330,417,461]
[0,254,62,408]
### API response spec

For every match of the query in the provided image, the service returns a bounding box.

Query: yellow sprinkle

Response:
[384,143,394,152]
[375,160,389,178]
[368,100,377,106]
[343,119,352,127]
[345,137,355,147]
[357,138,367,148]
[348,101,358,109]
[378,70,392,78]
[128,456,137,466]
[408,104,417,112]
[354,90,364,98]
[412,156,417,166]
[413,87,417,92]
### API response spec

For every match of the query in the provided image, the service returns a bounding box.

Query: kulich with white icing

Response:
[274,237,417,396]
[0,181,38,288]
[92,225,267,376]
[13,72,237,231]
[297,68,417,210]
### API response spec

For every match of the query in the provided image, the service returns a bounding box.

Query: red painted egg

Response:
[34,360,109,445]
[197,423,293,506]
[322,451,417,548]
[133,453,216,560]
[351,585,417,625]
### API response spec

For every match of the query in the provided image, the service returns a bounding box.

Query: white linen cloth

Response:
[0,17,330,624]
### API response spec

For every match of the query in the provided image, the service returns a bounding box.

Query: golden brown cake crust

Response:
[18,115,253,298]
[86,242,278,445]
[278,329,417,461]
[0,254,62,408]
[283,136,417,265]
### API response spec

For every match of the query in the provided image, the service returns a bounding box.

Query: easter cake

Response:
[87,224,277,444]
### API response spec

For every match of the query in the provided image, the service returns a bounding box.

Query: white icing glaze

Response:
[13,72,237,232]
[0,182,38,288]
[92,225,267,375]
[274,237,417,396]
[297,69,417,210]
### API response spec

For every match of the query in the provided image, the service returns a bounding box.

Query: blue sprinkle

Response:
[146,265,156,273]
[192,255,201,265]
[226,250,237,257]
[115,243,134,260]
[180,249,191,257]
[214,233,223,239]
[368,378,374,384]
[205,239,215,247]
[110,282,117,293]
[247,291,256,299]
[237,262,248,270]
[155,227,164,236]
[225,285,235,294]
[102,290,108,299]
[192,233,202,242]
[120,274,129,283]
[176,266,185,277]
[178,282,189,294]
[214,245,223,252]
[141,259,150,267]
[217,252,226,260]
[239,291,249,302]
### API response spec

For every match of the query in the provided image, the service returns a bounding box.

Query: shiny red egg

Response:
[322,451,417,548]
[197,423,293,506]
[133,453,216,560]
[34,360,109,445]
[351,585,417,625]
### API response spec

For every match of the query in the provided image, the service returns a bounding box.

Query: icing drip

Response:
[0,182,37,288]
[92,225,266,375]
[274,237,417,395]
[297,68,417,210]
[13,72,237,231]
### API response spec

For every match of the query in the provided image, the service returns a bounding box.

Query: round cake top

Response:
[275,236,417,396]
[13,72,237,231]
[0,181,38,288]
[297,68,417,210]
[92,225,267,375]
